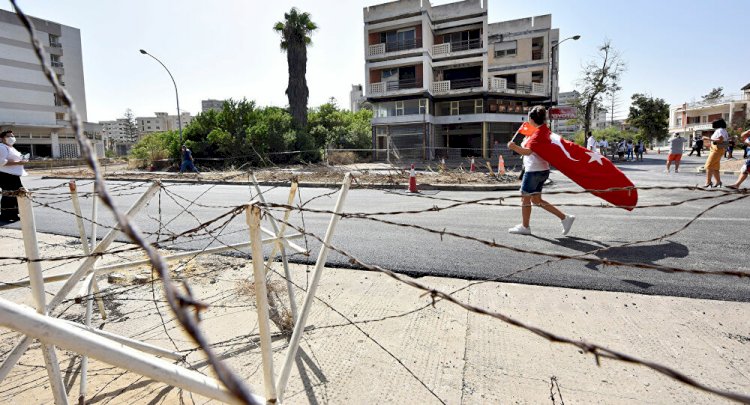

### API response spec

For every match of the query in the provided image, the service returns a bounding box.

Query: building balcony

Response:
[430,78,483,94]
[368,79,422,96]
[51,61,64,68]
[368,38,423,58]
[670,123,713,132]
[431,39,483,57]
[489,78,547,96]
[49,42,62,48]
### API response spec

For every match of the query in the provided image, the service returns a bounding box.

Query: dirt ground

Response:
[39,162,521,186]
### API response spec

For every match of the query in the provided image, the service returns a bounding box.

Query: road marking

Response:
[592,215,750,222]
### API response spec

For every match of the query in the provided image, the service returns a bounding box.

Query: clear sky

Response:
[2,0,748,122]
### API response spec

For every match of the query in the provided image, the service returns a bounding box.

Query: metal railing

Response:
[384,38,422,53]
[432,39,482,55]
[448,77,482,90]
[531,49,544,60]
[49,42,62,48]
[385,79,420,91]
[51,61,63,68]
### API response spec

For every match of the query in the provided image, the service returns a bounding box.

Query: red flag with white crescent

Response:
[525,125,638,210]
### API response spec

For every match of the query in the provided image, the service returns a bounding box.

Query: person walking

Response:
[0,130,28,222]
[666,133,686,173]
[635,139,645,161]
[727,130,750,189]
[598,138,609,157]
[506,106,575,236]
[726,135,735,159]
[704,119,728,187]
[626,139,634,161]
[688,135,703,157]
[586,132,597,151]
[179,145,200,174]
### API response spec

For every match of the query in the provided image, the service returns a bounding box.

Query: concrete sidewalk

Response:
[0,228,748,404]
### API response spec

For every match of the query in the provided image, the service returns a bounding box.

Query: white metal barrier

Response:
[0,174,353,404]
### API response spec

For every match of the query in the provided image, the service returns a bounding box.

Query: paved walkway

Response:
[0,229,747,404]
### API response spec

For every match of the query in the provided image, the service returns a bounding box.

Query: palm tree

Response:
[274,8,317,130]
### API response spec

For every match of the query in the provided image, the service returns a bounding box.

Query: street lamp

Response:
[139,49,183,145]
[548,35,581,107]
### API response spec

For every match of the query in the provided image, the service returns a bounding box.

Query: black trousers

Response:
[0,171,23,220]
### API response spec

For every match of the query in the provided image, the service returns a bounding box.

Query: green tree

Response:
[129,130,179,167]
[307,98,373,150]
[627,93,670,143]
[702,87,724,102]
[576,41,625,137]
[123,108,139,143]
[274,8,317,130]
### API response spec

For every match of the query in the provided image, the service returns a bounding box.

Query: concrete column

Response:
[51,132,60,158]
[482,122,488,159]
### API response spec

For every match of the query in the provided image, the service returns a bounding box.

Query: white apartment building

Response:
[669,84,750,139]
[364,0,562,160]
[0,9,103,158]
[555,90,608,137]
[99,118,136,155]
[350,84,365,112]
[136,111,192,136]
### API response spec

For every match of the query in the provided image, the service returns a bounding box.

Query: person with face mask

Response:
[0,130,29,222]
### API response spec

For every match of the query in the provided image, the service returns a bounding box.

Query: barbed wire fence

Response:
[1,1,749,404]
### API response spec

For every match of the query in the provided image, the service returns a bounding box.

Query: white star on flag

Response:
[586,150,605,165]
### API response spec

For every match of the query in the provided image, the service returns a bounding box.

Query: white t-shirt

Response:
[710,128,729,142]
[586,136,597,149]
[599,139,609,148]
[0,144,28,177]
[521,136,550,172]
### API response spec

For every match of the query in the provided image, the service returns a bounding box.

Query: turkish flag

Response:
[518,122,536,137]
[525,125,638,210]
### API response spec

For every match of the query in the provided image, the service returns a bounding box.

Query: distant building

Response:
[201,99,224,113]
[669,85,750,139]
[349,85,365,112]
[0,9,103,158]
[99,118,135,155]
[136,112,192,136]
[364,0,560,160]
[554,90,607,137]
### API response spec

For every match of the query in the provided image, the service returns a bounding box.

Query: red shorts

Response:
[667,153,682,162]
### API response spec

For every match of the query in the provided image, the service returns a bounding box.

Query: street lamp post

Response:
[139,49,183,145]
[548,35,581,107]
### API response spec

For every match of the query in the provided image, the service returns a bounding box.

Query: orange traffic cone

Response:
[469,157,476,172]
[408,164,418,193]
[497,155,506,176]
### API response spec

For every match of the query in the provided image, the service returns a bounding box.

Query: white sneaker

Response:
[561,215,575,235]
[508,224,531,235]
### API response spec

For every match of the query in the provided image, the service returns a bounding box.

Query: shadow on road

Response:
[532,236,690,287]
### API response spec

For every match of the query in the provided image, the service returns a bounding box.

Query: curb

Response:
[695,167,742,175]
[41,176,521,192]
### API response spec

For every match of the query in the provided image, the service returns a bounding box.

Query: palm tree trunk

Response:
[286,34,309,130]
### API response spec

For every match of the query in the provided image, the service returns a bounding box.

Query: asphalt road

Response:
[11,152,750,302]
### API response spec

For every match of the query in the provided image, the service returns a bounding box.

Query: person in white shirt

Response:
[586,132,597,151]
[0,130,29,222]
[703,119,728,187]
[598,138,609,156]
[727,130,750,189]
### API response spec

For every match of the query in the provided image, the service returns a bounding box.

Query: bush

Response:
[129,131,179,167]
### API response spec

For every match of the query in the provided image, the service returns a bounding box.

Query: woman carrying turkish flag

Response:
[506,106,638,236]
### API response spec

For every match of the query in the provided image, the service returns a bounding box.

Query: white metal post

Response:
[276,173,352,401]
[251,174,299,322]
[68,180,90,255]
[17,189,69,405]
[0,297,259,405]
[90,182,98,251]
[0,182,160,383]
[246,204,278,402]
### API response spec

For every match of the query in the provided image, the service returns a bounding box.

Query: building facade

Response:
[136,111,192,136]
[350,84,365,112]
[99,118,136,155]
[201,99,224,113]
[669,85,750,139]
[0,9,103,158]
[363,0,561,160]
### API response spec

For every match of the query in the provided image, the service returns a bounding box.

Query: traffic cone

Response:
[469,157,476,172]
[408,164,418,193]
[497,155,506,176]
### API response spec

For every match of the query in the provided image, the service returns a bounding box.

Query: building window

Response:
[494,41,517,58]
[450,101,459,116]
[474,99,483,114]
[676,116,682,126]
[531,71,544,83]
[531,37,544,60]
[55,112,65,120]
[395,101,404,116]
[419,99,428,114]
[381,68,398,79]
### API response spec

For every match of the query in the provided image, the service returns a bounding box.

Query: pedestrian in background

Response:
[725,135,735,159]
[704,119,728,187]
[0,130,28,222]
[635,139,644,161]
[727,130,750,189]
[626,139,634,161]
[688,135,703,157]
[586,132,597,151]
[179,145,200,174]
[666,133,686,173]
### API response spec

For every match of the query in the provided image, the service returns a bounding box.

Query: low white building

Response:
[669,85,750,139]
[0,9,103,158]
[136,111,192,136]
[201,99,224,113]
[555,90,607,137]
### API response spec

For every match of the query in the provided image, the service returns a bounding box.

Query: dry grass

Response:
[327,151,358,165]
